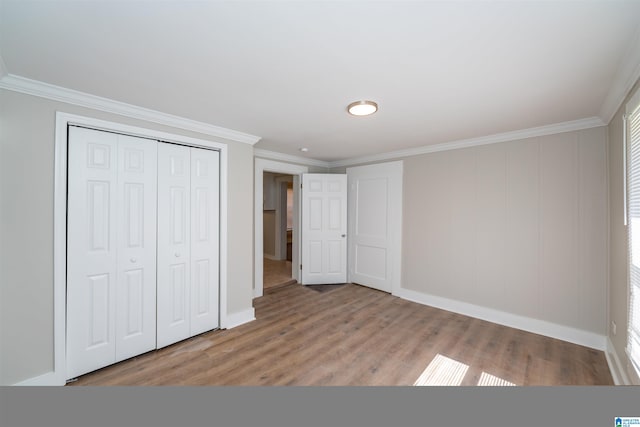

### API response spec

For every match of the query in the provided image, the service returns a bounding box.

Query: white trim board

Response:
[0,74,261,145]
[605,338,631,385]
[254,117,608,170]
[36,111,235,387]
[0,73,612,169]
[328,117,606,168]
[599,25,640,124]
[0,70,631,166]
[395,287,607,351]
[254,149,330,169]
[223,308,256,330]
[13,371,60,386]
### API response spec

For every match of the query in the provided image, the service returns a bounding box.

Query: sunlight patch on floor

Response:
[477,371,516,386]
[413,354,517,386]
[413,354,469,386]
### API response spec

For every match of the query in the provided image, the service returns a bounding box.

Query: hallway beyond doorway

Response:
[263,258,295,290]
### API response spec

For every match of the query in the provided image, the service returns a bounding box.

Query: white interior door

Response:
[157,143,191,348]
[115,135,158,361]
[67,127,158,378]
[67,127,119,378]
[189,148,220,336]
[301,174,347,284]
[347,161,403,293]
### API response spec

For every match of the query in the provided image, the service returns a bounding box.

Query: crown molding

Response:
[1,72,610,165]
[0,74,261,145]
[599,25,640,124]
[327,116,606,168]
[253,148,330,169]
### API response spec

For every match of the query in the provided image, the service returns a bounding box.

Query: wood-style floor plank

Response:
[69,283,613,386]
[263,258,295,290]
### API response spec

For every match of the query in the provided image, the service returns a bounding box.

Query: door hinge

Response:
[300,264,302,270]
[300,183,303,189]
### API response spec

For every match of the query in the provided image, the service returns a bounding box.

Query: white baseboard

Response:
[223,308,256,329]
[14,370,64,386]
[605,338,631,385]
[13,309,255,386]
[395,287,607,351]
[263,253,281,261]
[253,286,263,298]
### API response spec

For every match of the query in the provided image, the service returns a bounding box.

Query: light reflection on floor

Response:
[413,353,516,386]
[413,354,469,386]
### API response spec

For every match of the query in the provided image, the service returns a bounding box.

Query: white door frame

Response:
[254,158,307,298]
[51,112,229,385]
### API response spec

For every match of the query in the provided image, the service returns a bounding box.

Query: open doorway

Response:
[254,158,308,298]
[263,173,295,290]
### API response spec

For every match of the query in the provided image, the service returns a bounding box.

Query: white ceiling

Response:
[2,1,640,162]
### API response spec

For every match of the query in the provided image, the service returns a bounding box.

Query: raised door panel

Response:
[352,176,389,286]
[302,178,325,283]
[115,135,157,361]
[325,177,347,283]
[301,174,347,284]
[347,162,402,293]
[67,126,118,379]
[189,148,220,335]
[157,143,191,348]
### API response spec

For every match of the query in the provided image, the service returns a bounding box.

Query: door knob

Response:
[130,258,137,263]
[341,234,346,238]
[175,252,181,258]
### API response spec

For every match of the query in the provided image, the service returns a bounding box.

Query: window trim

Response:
[625,85,640,382]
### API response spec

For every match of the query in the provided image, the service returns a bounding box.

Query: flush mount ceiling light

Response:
[347,100,378,116]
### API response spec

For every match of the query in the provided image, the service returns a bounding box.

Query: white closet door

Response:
[67,127,119,379]
[189,148,220,335]
[67,128,159,378]
[115,135,158,361]
[157,143,192,348]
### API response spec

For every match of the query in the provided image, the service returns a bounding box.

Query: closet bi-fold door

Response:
[157,143,191,348]
[157,144,219,348]
[189,148,220,336]
[67,127,157,379]
[115,134,158,361]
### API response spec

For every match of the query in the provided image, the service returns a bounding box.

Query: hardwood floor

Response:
[69,283,613,386]
[263,257,295,290]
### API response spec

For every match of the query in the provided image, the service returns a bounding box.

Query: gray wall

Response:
[334,127,608,337]
[402,128,607,333]
[0,89,254,385]
[608,77,640,384]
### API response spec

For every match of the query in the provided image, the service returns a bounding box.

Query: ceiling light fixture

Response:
[347,100,378,116]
